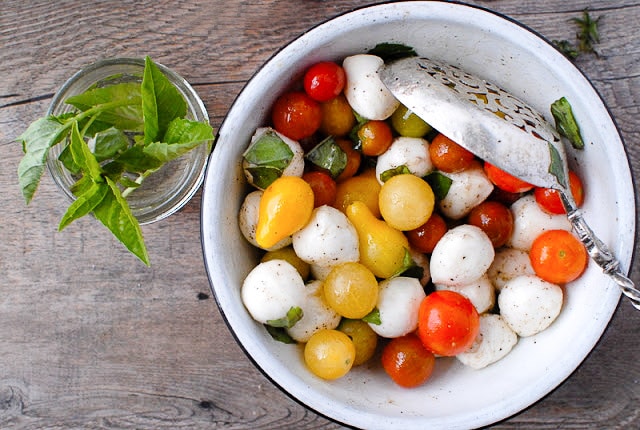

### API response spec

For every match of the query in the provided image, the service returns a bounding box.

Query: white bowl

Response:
[201,2,635,429]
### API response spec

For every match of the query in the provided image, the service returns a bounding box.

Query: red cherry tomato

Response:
[484,162,534,193]
[381,333,436,388]
[405,213,448,254]
[417,290,480,356]
[429,133,476,173]
[271,91,322,140]
[534,170,585,214]
[303,61,346,102]
[302,171,337,208]
[529,229,588,284]
[467,200,514,248]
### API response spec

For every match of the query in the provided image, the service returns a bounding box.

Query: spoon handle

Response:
[567,210,640,310]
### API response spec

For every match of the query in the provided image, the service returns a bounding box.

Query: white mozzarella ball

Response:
[508,195,571,251]
[375,137,433,184]
[498,275,563,337]
[435,274,495,314]
[293,205,359,266]
[438,162,494,220]
[368,277,426,338]
[238,190,291,250]
[241,260,306,324]
[243,127,304,189]
[430,224,495,286]
[286,280,341,342]
[487,248,535,291]
[456,314,518,369]
[342,54,400,120]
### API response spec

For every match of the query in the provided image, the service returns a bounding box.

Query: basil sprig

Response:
[17,56,214,265]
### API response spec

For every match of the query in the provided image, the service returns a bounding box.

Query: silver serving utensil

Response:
[379,56,640,310]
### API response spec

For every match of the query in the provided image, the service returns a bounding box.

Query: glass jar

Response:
[46,58,211,224]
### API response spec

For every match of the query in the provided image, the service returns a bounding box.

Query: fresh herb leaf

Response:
[93,127,130,162]
[380,165,411,183]
[548,142,568,188]
[144,118,214,162]
[305,136,347,179]
[425,171,453,200]
[367,43,417,62]
[551,97,584,150]
[242,128,294,189]
[362,308,381,325]
[92,176,150,266]
[68,122,104,183]
[245,166,283,190]
[264,325,297,344]
[17,116,70,203]
[141,56,187,143]
[266,306,304,328]
[59,181,109,230]
[552,39,580,60]
[573,8,601,56]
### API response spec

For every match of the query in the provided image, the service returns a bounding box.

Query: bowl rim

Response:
[200,1,637,428]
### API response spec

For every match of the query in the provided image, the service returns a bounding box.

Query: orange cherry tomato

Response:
[302,171,337,208]
[484,162,534,193]
[467,200,514,248]
[381,333,436,388]
[319,94,356,137]
[534,170,585,214]
[335,138,361,182]
[303,61,346,102]
[357,120,393,156]
[417,290,480,356]
[529,229,588,284]
[271,91,322,141]
[405,212,448,254]
[429,133,476,173]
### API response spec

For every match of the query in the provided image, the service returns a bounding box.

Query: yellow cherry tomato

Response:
[261,246,311,280]
[304,329,356,380]
[333,169,381,218]
[324,262,378,319]
[391,104,432,137]
[379,174,435,231]
[255,176,314,249]
[338,319,378,366]
[319,94,356,137]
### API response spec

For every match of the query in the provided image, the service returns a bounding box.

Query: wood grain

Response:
[1,1,639,429]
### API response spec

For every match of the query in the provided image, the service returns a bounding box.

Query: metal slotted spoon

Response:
[379,56,640,310]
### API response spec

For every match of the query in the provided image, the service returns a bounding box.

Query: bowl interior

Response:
[201,2,635,429]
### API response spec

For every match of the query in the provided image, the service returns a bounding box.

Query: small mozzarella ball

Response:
[430,224,495,286]
[508,195,571,251]
[342,54,400,120]
[309,263,334,281]
[243,127,305,189]
[286,280,341,343]
[498,275,563,337]
[487,248,535,291]
[438,162,494,220]
[375,137,433,184]
[456,314,518,369]
[409,248,431,287]
[293,205,359,266]
[369,277,426,338]
[238,190,291,250]
[241,260,306,324]
[435,274,495,314]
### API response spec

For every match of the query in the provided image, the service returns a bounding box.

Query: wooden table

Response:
[2,1,639,428]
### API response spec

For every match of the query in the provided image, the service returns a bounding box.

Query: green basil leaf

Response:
[367,43,418,62]
[425,171,453,200]
[118,176,141,189]
[69,122,103,183]
[142,118,213,163]
[58,181,109,230]
[266,306,304,328]
[58,144,80,175]
[92,176,149,266]
[93,127,130,162]
[380,165,411,182]
[548,142,568,188]
[243,128,293,171]
[17,116,70,203]
[65,82,143,131]
[141,56,187,143]
[305,136,347,179]
[362,308,381,325]
[264,325,297,344]
[114,145,164,172]
[551,97,584,149]
[245,166,284,190]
